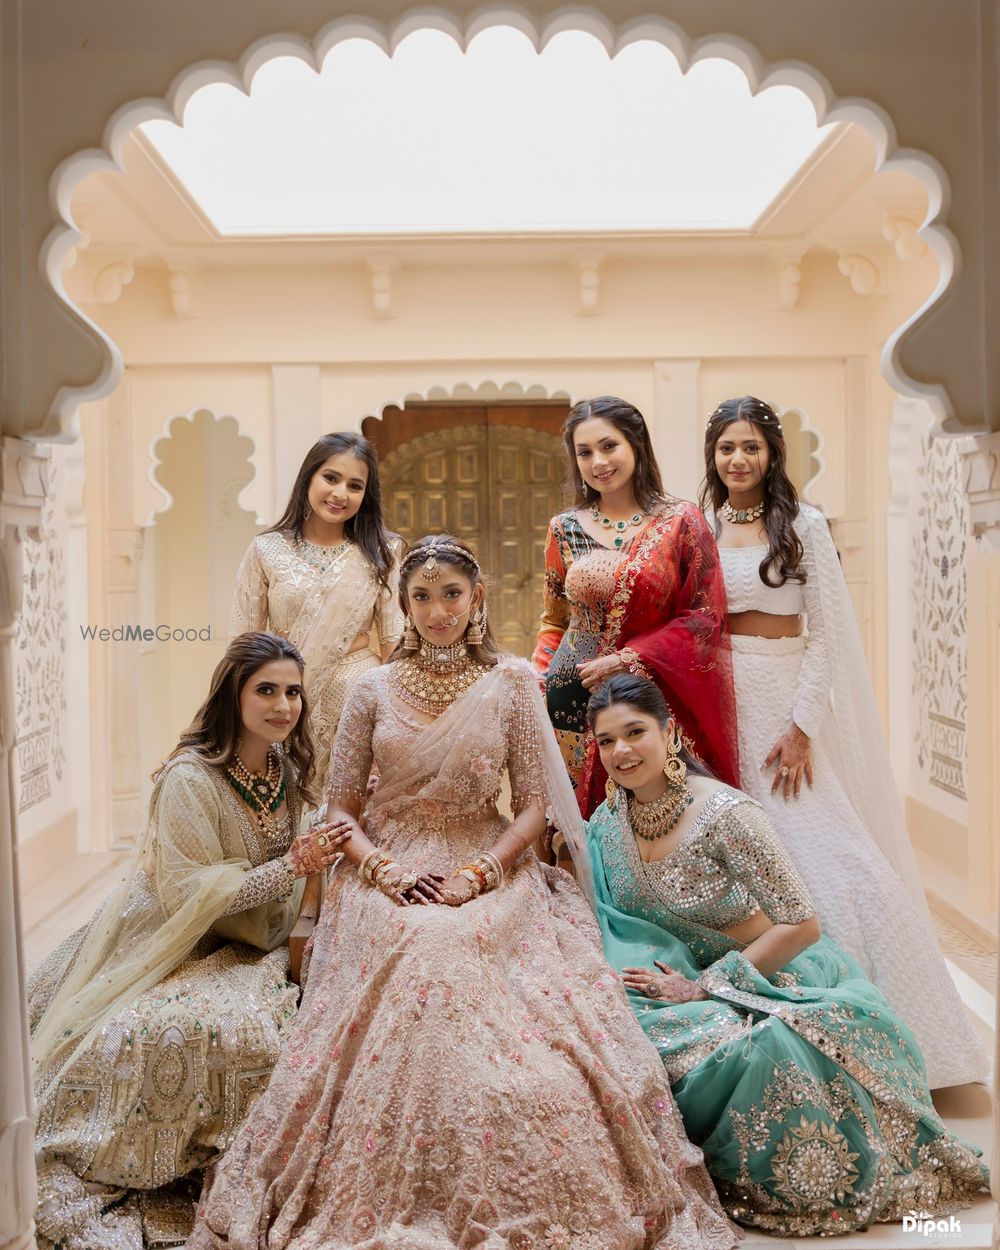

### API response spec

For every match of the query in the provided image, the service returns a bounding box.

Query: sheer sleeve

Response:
[219,858,296,916]
[792,508,834,739]
[375,537,405,649]
[229,538,269,637]
[707,797,816,925]
[503,664,549,817]
[532,518,570,673]
[326,672,378,803]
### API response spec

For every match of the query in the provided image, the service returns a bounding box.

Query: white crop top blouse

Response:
[719,545,804,616]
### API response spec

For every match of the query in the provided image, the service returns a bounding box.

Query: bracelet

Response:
[372,859,401,886]
[480,852,505,891]
[359,850,390,884]
[458,863,487,893]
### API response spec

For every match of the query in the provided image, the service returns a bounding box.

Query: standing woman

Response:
[533,395,739,816]
[230,431,404,788]
[700,394,986,1087]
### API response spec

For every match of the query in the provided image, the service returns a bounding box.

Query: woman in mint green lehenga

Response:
[584,673,986,1238]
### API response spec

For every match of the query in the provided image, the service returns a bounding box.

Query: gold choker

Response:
[626,786,693,841]
[389,649,490,717]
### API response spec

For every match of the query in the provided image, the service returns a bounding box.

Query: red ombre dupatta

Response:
[577,501,739,816]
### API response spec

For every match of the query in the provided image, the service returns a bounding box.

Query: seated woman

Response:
[585,672,986,1238]
[30,632,347,1250]
[191,536,737,1250]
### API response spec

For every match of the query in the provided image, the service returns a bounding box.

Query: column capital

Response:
[0,438,52,632]
[958,430,1000,551]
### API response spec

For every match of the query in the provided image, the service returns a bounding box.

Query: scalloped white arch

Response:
[774,403,827,503]
[363,376,575,422]
[40,7,957,439]
[145,407,258,526]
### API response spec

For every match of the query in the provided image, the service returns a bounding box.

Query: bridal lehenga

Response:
[191,660,738,1250]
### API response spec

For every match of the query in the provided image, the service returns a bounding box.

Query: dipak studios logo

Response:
[902,1210,961,1239]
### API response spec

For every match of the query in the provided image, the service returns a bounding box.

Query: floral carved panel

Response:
[912,436,967,800]
[15,467,67,813]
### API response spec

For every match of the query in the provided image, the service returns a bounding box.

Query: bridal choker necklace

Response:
[626,785,693,841]
[720,499,765,525]
[389,641,490,717]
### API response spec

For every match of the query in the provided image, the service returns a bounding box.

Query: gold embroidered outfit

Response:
[230,531,404,786]
[29,753,306,1250]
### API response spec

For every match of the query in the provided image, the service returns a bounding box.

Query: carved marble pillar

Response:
[107,526,144,846]
[957,431,1000,1250]
[0,438,48,1250]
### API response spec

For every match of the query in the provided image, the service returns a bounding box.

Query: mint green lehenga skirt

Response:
[586,810,987,1238]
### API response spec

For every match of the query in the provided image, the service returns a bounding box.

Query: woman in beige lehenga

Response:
[29,633,348,1250]
[191,537,737,1250]
[230,432,404,787]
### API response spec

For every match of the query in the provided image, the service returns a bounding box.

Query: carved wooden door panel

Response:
[371,404,567,658]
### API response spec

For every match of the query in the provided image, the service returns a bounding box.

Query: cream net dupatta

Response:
[31,753,300,1094]
[801,508,933,922]
[352,658,595,905]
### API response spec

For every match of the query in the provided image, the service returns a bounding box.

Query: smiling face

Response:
[572,417,637,500]
[238,658,303,759]
[404,564,483,649]
[713,419,770,498]
[307,452,369,526]
[593,702,674,802]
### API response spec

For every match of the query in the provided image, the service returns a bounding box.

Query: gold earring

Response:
[402,616,419,650]
[605,777,618,810]
[466,602,487,646]
[663,728,687,788]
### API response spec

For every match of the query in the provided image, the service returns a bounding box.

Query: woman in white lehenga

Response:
[230,431,404,787]
[699,395,986,1088]
[191,536,737,1250]
[29,633,347,1249]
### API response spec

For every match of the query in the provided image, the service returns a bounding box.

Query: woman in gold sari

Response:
[230,432,404,786]
[29,633,348,1249]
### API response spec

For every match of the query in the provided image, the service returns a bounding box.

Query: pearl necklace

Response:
[626,785,693,841]
[589,504,646,549]
[720,500,765,525]
[389,643,490,717]
[226,747,287,837]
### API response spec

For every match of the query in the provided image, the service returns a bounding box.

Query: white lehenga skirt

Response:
[730,633,987,1089]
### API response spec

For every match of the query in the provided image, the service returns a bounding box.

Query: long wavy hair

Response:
[266,431,393,591]
[698,395,805,587]
[391,534,501,669]
[164,631,318,805]
[586,673,713,780]
[562,396,668,510]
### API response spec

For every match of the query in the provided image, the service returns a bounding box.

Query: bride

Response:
[191,535,737,1250]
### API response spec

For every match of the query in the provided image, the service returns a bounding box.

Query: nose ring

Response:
[442,613,459,628]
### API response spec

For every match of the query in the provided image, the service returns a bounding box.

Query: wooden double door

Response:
[363,403,569,658]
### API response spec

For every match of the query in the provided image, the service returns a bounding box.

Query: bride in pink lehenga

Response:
[191,535,737,1250]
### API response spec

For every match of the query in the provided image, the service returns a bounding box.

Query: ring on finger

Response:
[779,766,790,777]
[316,834,329,847]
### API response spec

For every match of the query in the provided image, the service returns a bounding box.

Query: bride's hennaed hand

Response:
[621,964,708,1004]
[438,873,478,907]
[764,724,814,801]
[404,872,447,906]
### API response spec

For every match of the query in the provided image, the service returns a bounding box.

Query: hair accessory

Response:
[466,603,487,646]
[421,553,441,582]
[405,540,481,576]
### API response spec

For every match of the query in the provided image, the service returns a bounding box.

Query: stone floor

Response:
[21,853,999,1248]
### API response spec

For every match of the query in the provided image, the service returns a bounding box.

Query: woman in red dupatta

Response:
[533,396,738,816]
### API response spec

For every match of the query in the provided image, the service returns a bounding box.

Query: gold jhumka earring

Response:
[605,777,618,810]
[466,603,487,645]
[402,616,419,650]
[662,727,687,787]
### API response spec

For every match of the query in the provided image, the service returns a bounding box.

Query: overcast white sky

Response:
[142,28,830,235]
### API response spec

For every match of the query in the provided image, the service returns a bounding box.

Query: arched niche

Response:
[143,410,259,777]
[38,12,960,442]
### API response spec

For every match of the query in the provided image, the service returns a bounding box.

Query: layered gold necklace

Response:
[389,641,490,717]
[626,785,693,841]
